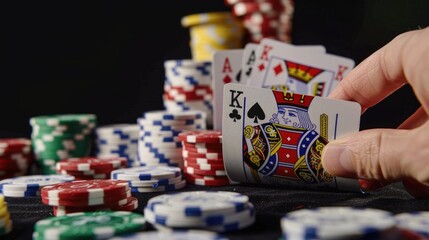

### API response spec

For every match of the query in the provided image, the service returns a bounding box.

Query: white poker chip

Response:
[144,202,255,228]
[146,191,249,217]
[281,207,398,240]
[107,229,229,240]
[0,175,75,192]
[111,166,182,181]
[394,211,429,237]
[128,175,183,187]
[130,180,186,193]
[143,110,206,120]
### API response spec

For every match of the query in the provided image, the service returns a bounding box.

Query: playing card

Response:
[212,49,244,130]
[241,43,259,86]
[247,39,327,88]
[222,83,361,192]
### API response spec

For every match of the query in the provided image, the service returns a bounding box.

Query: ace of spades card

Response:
[222,83,362,192]
[212,49,244,130]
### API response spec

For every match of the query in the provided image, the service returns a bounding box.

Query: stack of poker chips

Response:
[56,157,128,180]
[178,130,232,186]
[30,114,97,174]
[394,211,429,238]
[0,194,12,236]
[111,166,186,193]
[144,191,256,233]
[181,11,244,61]
[0,138,33,179]
[137,110,206,168]
[95,124,140,167]
[163,60,213,128]
[0,174,75,198]
[40,179,138,216]
[33,211,146,239]
[107,230,229,240]
[281,207,401,240]
[225,0,295,43]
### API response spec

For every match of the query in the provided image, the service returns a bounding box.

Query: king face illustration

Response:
[243,90,333,184]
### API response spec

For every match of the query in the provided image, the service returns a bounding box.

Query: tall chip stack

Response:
[181,11,244,62]
[225,0,295,43]
[95,124,140,167]
[0,139,33,179]
[30,114,97,174]
[163,60,214,128]
[137,110,206,168]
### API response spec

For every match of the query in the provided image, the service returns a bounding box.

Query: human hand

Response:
[321,27,429,198]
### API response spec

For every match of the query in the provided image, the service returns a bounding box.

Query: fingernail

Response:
[322,144,355,175]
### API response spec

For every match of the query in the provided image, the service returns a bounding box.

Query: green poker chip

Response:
[34,211,146,240]
[30,114,97,127]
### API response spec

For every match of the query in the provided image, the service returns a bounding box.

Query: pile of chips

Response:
[178,130,231,186]
[33,211,146,239]
[281,207,401,240]
[163,60,214,128]
[56,157,128,180]
[108,229,229,240]
[144,191,255,232]
[395,211,429,238]
[95,124,140,167]
[138,110,206,168]
[181,11,244,61]
[225,0,295,43]
[111,166,186,193]
[30,114,97,174]
[0,174,74,198]
[0,138,33,179]
[41,179,138,216]
[0,194,12,236]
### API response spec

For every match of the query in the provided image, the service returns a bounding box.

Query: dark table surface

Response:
[4,181,429,240]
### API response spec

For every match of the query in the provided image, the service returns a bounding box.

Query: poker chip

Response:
[145,191,254,233]
[52,197,139,216]
[0,194,13,236]
[95,124,140,167]
[281,207,400,240]
[33,211,146,239]
[0,174,75,198]
[184,173,231,187]
[30,114,97,174]
[56,157,128,180]
[181,11,243,61]
[129,179,186,193]
[178,130,222,144]
[0,138,33,179]
[394,211,429,237]
[143,110,206,121]
[107,229,229,240]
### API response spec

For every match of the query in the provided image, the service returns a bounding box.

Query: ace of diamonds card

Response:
[222,83,362,192]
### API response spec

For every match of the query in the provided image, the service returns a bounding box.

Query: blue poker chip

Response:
[107,229,228,240]
[111,166,182,181]
[281,207,399,240]
[145,202,255,228]
[146,191,250,218]
[394,211,429,237]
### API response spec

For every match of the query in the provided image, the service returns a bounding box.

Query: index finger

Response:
[328,29,420,112]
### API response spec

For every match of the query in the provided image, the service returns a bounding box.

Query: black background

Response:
[2,0,429,137]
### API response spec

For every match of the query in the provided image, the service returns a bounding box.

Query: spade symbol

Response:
[229,109,241,122]
[247,103,265,124]
[235,70,242,83]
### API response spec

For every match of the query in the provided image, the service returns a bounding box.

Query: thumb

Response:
[321,128,421,182]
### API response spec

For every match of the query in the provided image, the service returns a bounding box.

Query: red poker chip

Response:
[0,138,31,150]
[56,157,127,171]
[182,145,222,154]
[110,196,138,211]
[40,179,129,199]
[184,157,224,166]
[182,150,223,159]
[163,93,212,101]
[184,161,225,170]
[178,130,222,144]
[184,166,227,177]
[184,173,231,186]
[42,190,132,207]
[58,168,114,176]
[182,142,222,149]
[232,1,284,17]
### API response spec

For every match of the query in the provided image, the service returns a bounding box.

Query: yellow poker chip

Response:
[190,24,244,45]
[181,11,237,27]
[0,204,7,218]
[0,195,4,208]
[0,212,10,228]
